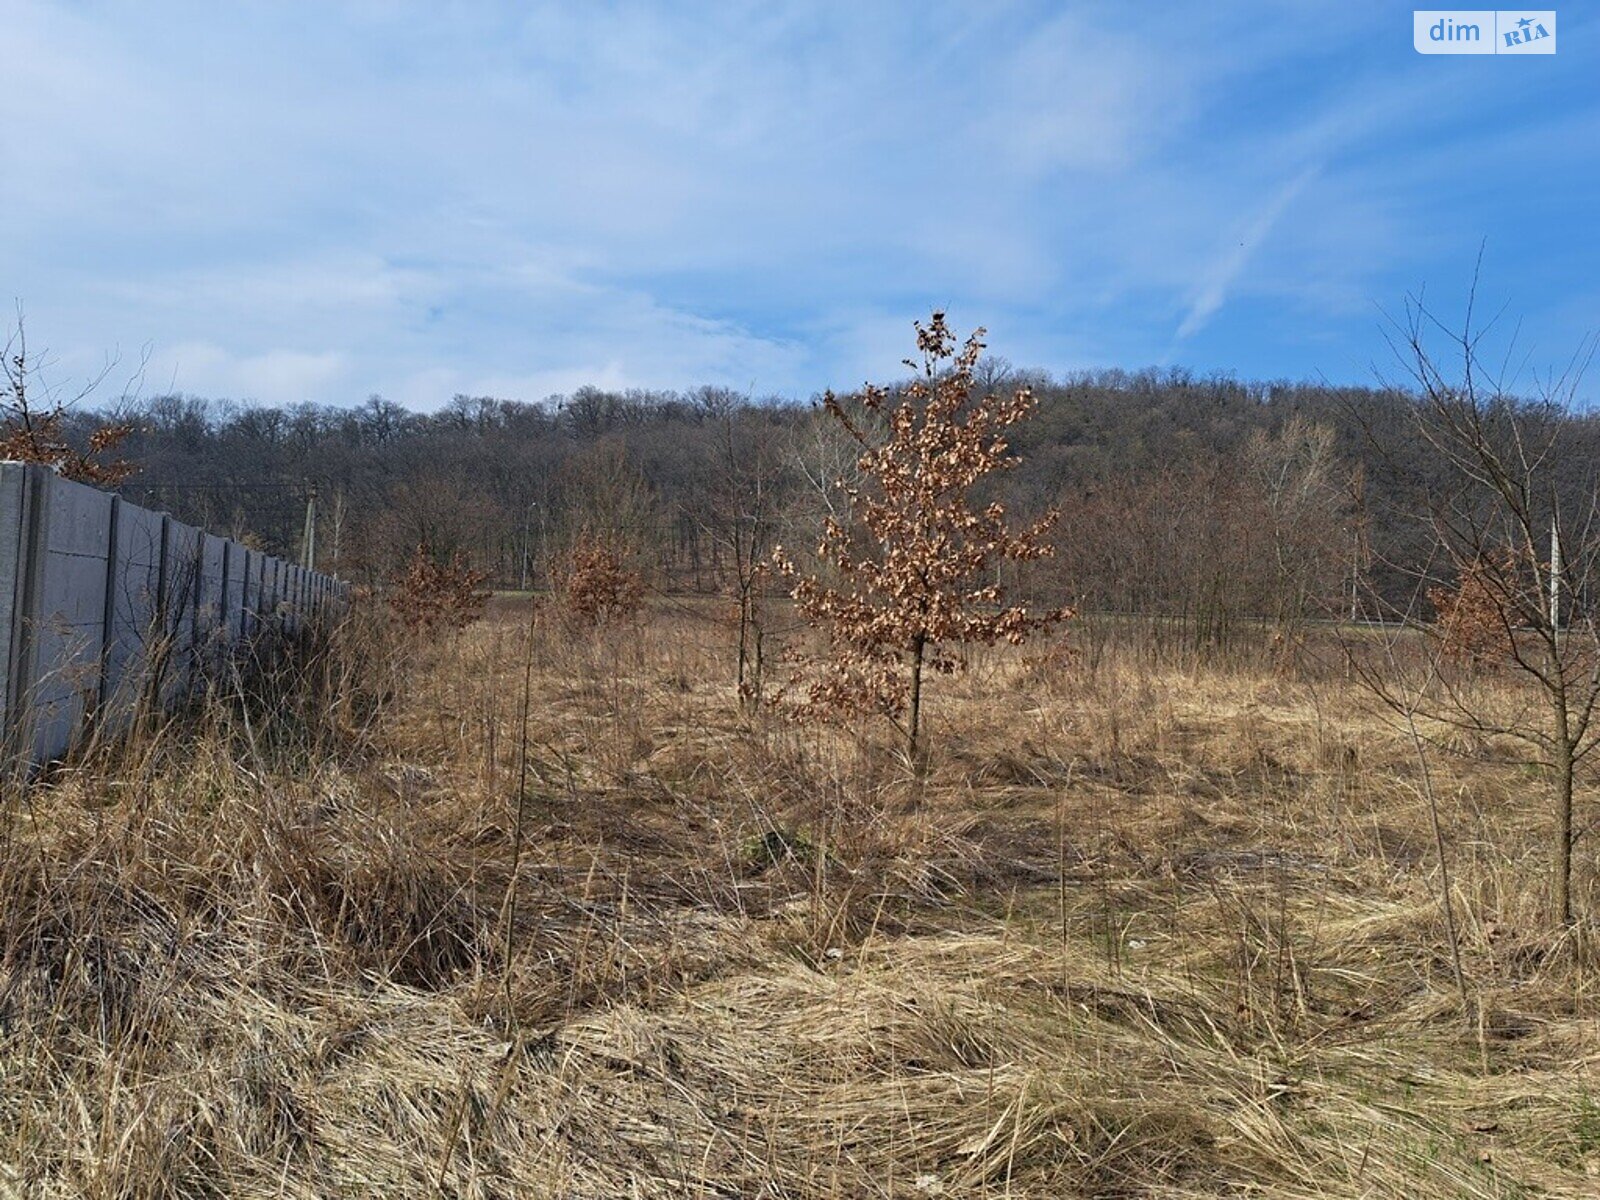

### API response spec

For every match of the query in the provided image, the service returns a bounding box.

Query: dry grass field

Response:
[3,597,1599,1198]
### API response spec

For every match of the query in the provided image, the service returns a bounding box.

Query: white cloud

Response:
[153,344,351,404]
[986,12,1193,177]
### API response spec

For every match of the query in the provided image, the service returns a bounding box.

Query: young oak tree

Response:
[389,543,490,635]
[774,313,1071,757]
[1427,550,1518,669]
[559,531,644,628]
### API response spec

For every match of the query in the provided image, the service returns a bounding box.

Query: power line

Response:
[120,482,309,492]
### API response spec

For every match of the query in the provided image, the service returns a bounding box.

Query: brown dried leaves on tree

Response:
[1427,551,1517,668]
[0,420,138,487]
[559,532,644,627]
[2,321,136,486]
[774,313,1073,753]
[389,544,489,635]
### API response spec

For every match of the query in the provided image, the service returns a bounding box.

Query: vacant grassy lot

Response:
[2,598,1598,1197]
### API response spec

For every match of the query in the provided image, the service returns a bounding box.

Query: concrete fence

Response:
[0,462,349,764]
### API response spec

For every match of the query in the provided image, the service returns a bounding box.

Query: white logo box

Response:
[1414,10,1556,54]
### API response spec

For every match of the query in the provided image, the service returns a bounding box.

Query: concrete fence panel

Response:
[222,540,247,644]
[195,533,228,674]
[19,471,115,761]
[241,549,261,637]
[280,561,292,620]
[101,498,166,727]
[0,462,348,765]
[161,519,203,701]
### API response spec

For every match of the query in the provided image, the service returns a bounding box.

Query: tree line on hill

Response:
[34,361,1600,643]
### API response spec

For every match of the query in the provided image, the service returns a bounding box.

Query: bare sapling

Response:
[1360,271,1600,928]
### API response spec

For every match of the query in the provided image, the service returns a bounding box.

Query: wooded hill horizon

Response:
[56,361,1600,635]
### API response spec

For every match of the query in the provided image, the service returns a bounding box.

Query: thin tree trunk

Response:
[1550,652,1575,927]
[736,587,750,706]
[908,636,925,760]
[1555,733,1574,927]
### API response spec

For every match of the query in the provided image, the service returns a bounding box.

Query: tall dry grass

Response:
[1,596,1597,1197]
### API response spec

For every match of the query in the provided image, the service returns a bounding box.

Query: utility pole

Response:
[301,483,317,570]
[1347,471,1367,624]
[1550,513,1562,638]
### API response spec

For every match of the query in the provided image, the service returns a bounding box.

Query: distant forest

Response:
[59,364,1600,632]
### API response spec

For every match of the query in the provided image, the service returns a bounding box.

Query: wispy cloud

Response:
[1176,165,1321,340]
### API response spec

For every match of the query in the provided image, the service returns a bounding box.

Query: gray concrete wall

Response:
[102,498,165,727]
[19,472,114,761]
[159,520,202,708]
[264,557,279,623]
[222,540,246,644]
[196,533,228,672]
[0,462,349,763]
[244,550,264,637]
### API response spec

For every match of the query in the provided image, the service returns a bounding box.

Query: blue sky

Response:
[4,2,1596,408]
